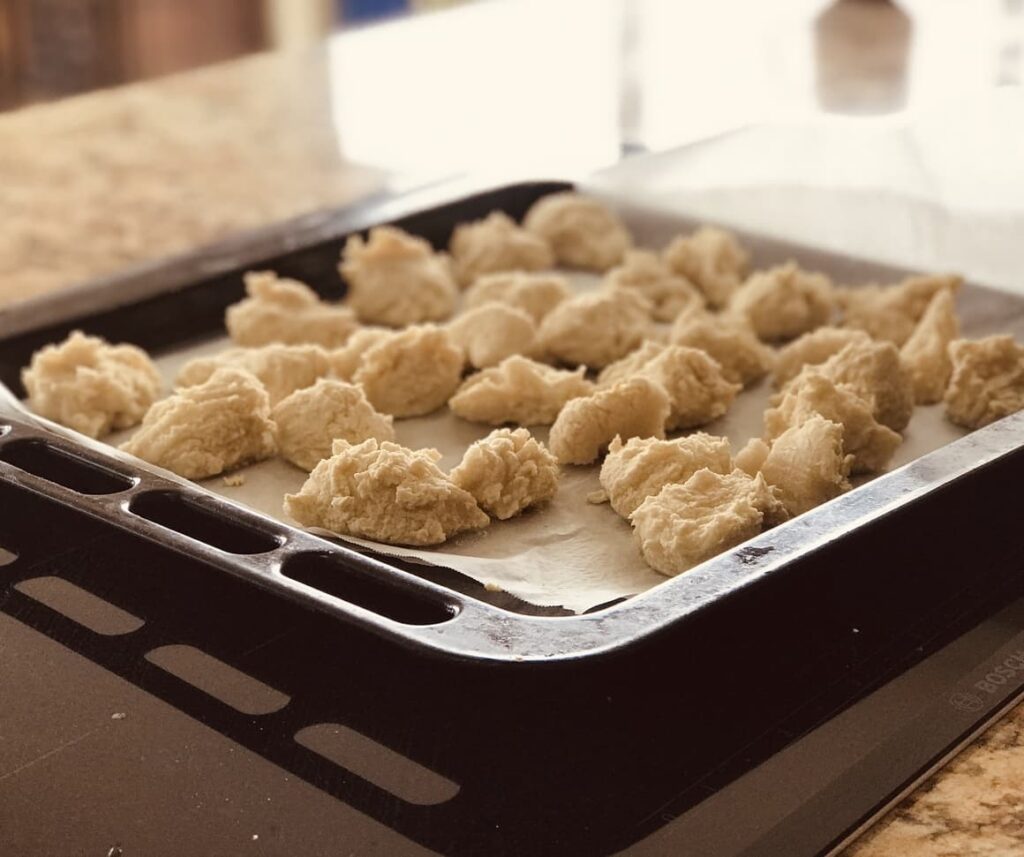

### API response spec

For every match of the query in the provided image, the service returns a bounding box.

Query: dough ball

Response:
[599,432,732,518]
[538,288,651,369]
[900,289,960,404]
[226,270,358,348]
[272,379,395,472]
[597,341,666,387]
[450,427,559,520]
[462,271,572,322]
[120,367,276,479]
[522,192,632,271]
[328,327,394,380]
[22,330,161,439]
[663,226,749,309]
[759,415,852,516]
[284,438,488,546]
[838,273,962,346]
[631,469,787,577]
[447,302,538,369]
[813,340,914,432]
[773,327,873,388]
[448,355,594,426]
[733,437,771,476]
[339,225,457,326]
[765,371,901,474]
[729,262,834,342]
[603,249,704,322]
[548,377,670,465]
[449,211,554,286]
[602,343,740,430]
[669,307,774,387]
[177,344,329,406]
[353,325,464,418]
[944,335,1024,430]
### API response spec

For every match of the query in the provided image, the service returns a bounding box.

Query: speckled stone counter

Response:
[0,41,1021,857]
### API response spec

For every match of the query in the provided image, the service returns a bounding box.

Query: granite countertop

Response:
[1,33,1022,857]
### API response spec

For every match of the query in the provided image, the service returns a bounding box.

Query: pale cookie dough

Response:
[900,289,960,404]
[669,307,774,387]
[597,341,666,387]
[813,340,914,432]
[610,344,740,430]
[538,288,651,369]
[339,225,457,326]
[449,211,554,286]
[22,330,161,439]
[548,377,670,465]
[226,271,358,349]
[764,371,901,474]
[462,271,572,322]
[631,469,787,577]
[603,249,704,322]
[120,367,276,480]
[447,302,538,369]
[328,327,394,380]
[599,433,732,518]
[353,325,464,418]
[773,327,873,388]
[284,438,488,546]
[729,262,834,342]
[733,437,771,476]
[944,335,1024,429]
[522,192,632,272]
[450,428,560,520]
[759,415,853,517]
[838,273,962,346]
[448,355,594,426]
[663,226,749,309]
[177,344,329,406]
[272,379,395,471]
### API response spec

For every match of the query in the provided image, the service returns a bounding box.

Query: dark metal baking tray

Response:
[2,179,1023,856]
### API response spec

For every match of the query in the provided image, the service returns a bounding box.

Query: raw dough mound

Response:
[22,330,161,439]
[944,335,1024,429]
[450,427,560,520]
[339,225,457,326]
[759,415,852,516]
[814,340,914,432]
[447,302,538,369]
[120,367,276,479]
[663,226,749,309]
[523,192,632,271]
[900,289,960,404]
[729,262,834,342]
[764,371,901,474]
[353,325,464,418]
[463,271,572,322]
[328,327,394,380]
[449,211,554,286]
[177,344,329,405]
[272,379,395,471]
[733,437,771,476]
[538,288,651,369]
[838,273,962,346]
[597,340,666,387]
[548,377,670,465]
[669,307,774,387]
[603,249,704,322]
[620,344,740,430]
[284,438,488,546]
[448,355,594,426]
[773,327,872,388]
[599,433,732,518]
[226,270,358,348]
[631,469,787,577]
